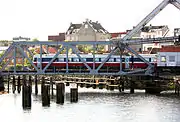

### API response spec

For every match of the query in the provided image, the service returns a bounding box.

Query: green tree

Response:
[32,38,39,42]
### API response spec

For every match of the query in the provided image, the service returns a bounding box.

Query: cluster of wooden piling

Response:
[5,75,79,109]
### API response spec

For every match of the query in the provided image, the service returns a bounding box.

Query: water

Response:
[0,87,180,122]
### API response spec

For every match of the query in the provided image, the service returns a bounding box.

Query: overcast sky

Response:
[0,0,180,40]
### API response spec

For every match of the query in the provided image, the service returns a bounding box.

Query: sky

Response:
[0,0,180,40]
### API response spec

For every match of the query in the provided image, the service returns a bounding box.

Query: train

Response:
[32,45,180,74]
[33,53,157,72]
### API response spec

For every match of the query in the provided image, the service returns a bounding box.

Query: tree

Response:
[32,38,39,42]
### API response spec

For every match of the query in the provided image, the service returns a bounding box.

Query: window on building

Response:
[161,56,166,62]
[85,24,88,28]
[169,56,175,62]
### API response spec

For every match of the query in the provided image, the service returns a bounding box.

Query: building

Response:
[65,19,111,41]
[13,36,31,41]
[141,25,170,52]
[125,25,170,53]
[48,33,65,42]
[110,32,127,39]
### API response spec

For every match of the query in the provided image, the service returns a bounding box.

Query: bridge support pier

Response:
[70,84,78,102]
[121,81,124,92]
[130,81,135,94]
[56,83,65,104]
[175,81,180,96]
[22,75,31,109]
[0,76,4,92]
[35,75,38,95]
[42,85,50,107]
[50,77,54,98]
[41,77,45,95]
[12,76,16,93]
[145,82,161,94]
[7,75,10,93]
[17,76,21,93]
[29,75,32,94]
[109,80,114,91]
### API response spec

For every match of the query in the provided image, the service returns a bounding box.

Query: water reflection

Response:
[0,87,180,122]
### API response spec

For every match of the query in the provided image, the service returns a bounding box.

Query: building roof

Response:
[160,46,180,52]
[110,32,127,38]
[89,21,109,34]
[66,24,82,34]
[66,19,109,34]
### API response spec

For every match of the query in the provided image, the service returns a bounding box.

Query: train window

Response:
[161,56,166,62]
[108,58,114,62]
[34,58,37,62]
[58,58,64,62]
[116,58,125,62]
[42,58,52,62]
[64,58,71,62]
[95,58,99,62]
[149,58,151,62]
[73,58,79,62]
[99,58,101,62]
[86,58,93,62]
[114,58,116,62]
[55,58,58,62]
[169,56,175,62]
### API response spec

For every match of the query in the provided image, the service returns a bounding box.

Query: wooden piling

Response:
[12,76,16,93]
[17,75,21,93]
[130,81,135,94]
[121,81,124,92]
[22,75,31,109]
[0,76,4,92]
[35,75,38,95]
[7,75,10,93]
[109,80,114,91]
[50,77,54,98]
[56,83,65,104]
[42,85,50,107]
[41,77,45,95]
[29,75,32,94]
[118,84,121,92]
[70,88,78,102]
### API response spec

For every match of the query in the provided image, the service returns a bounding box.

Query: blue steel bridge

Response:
[0,0,179,77]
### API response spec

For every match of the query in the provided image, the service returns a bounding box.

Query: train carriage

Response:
[33,53,157,73]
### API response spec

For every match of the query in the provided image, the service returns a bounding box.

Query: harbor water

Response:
[0,87,180,122]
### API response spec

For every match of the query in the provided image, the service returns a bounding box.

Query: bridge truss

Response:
[0,0,179,76]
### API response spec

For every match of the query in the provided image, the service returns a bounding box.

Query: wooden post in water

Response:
[22,75,31,109]
[70,83,78,102]
[0,76,4,92]
[121,81,124,92]
[35,75,38,95]
[56,83,65,104]
[42,85,50,107]
[130,81,135,94]
[50,77,54,98]
[41,76,45,95]
[12,76,16,93]
[17,75,21,93]
[29,75,32,94]
[7,75,10,93]
[109,80,114,91]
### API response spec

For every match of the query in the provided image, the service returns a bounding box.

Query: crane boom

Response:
[171,0,180,10]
